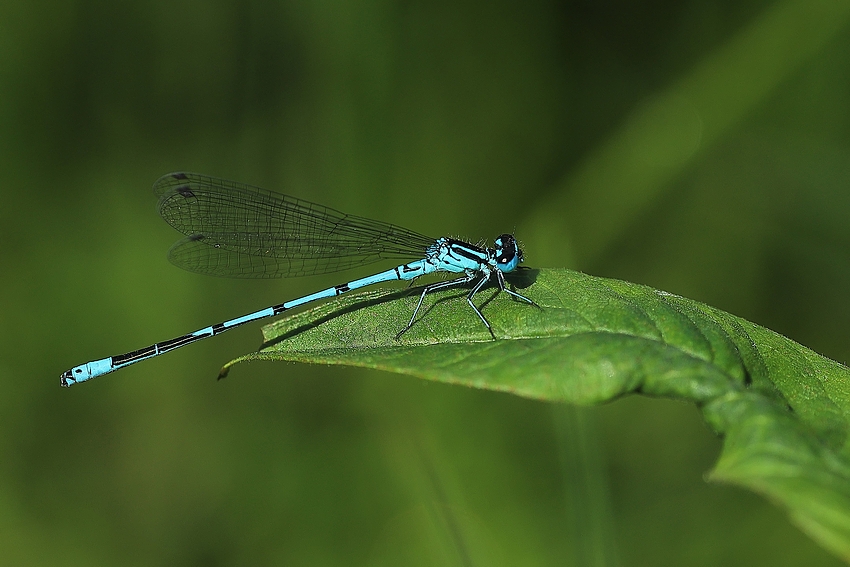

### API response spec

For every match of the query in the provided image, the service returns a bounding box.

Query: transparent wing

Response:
[154,172,436,278]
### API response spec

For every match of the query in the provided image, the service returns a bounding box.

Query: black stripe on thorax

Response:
[447,240,487,262]
[335,283,350,295]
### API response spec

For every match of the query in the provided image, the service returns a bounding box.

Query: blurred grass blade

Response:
[521,0,850,267]
[225,268,850,562]
[554,405,620,567]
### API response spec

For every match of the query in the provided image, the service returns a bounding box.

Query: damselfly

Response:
[61,172,535,386]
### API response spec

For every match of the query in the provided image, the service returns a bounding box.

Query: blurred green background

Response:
[2,0,850,565]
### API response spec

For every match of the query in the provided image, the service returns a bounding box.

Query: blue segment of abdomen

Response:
[220,309,274,329]
[70,357,114,383]
[282,260,434,310]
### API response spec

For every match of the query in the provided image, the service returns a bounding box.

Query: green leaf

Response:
[223,268,850,562]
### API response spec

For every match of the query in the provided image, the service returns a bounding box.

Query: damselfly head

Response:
[493,234,522,272]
